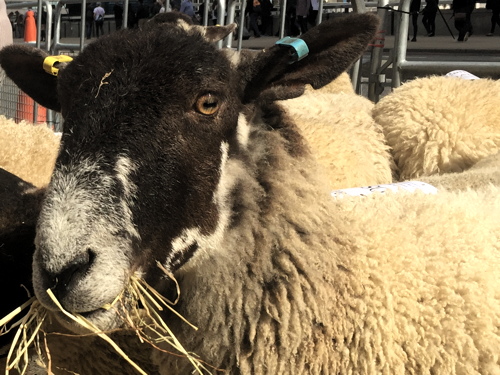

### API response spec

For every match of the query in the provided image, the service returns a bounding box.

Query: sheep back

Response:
[373,76,500,180]
[0,116,59,187]
[281,76,395,189]
[152,124,500,374]
[420,151,500,191]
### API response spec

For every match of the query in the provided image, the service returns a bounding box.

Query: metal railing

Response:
[392,0,500,87]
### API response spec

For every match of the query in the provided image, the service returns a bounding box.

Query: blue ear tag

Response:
[275,37,309,64]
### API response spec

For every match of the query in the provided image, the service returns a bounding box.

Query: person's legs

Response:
[428,12,436,35]
[249,12,261,37]
[86,22,92,39]
[455,17,465,41]
[466,11,473,35]
[297,15,307,34]
[98,22,104,36]
[422,14,430,34]
[411,12,418,41]
[285,8,299,36]
[491,9,500,33]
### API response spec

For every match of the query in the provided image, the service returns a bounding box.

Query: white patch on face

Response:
[236,113,250,149]
[33,155,140,329]
[114,156,140,240]
[166,142,236,272]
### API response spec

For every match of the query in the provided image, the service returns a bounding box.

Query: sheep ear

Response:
[0,45,61,111]
[203,24,238,42]
[147,12,236,42]
[239,13,379,103]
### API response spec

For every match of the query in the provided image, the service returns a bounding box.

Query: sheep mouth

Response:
[46,289,129,334]
[52,304,125,334]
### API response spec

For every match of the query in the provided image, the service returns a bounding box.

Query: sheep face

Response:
[36,27,244,331]
[0,13,379,332]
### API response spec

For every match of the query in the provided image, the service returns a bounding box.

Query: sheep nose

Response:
[47,249,95,299]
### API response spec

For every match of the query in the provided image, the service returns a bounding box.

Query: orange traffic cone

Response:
[16,91,47,124]
[24,10,36,43]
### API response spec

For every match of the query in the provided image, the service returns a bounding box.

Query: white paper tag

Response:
[331,181,438,199]
[445,70,480,80]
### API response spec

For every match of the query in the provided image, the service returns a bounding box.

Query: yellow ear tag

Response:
[43,55,74,76]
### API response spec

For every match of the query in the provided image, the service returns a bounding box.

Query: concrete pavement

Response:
[230,33,500,54]
[14,31,500,53]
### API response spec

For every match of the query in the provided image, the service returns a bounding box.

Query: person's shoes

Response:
[464,31,469,41]
[427,33,434,37]
[254,34,261,38]
[486,32,494,36]
[411,37,417,42]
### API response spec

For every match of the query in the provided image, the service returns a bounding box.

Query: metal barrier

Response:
[391,0,500,88]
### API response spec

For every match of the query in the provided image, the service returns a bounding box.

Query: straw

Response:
[0,267,215,375]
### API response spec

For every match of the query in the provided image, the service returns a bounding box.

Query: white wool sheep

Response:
[0,115,60,187]
[420,151,500,191]
[280,74,395,189]
[0,13,499,375]
[373,76,500,181]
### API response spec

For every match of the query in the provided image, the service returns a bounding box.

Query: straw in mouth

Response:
[1,264,219,374]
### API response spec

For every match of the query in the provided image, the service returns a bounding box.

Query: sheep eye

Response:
[195,94,220,116]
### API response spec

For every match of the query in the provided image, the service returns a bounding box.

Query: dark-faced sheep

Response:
[1,12,499,375]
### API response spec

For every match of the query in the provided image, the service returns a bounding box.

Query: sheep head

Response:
[0,13,379,332]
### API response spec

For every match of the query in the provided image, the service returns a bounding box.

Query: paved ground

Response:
[14,32,500,54]
[232,33,500,53]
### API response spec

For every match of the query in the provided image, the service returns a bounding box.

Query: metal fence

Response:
[0,76,63,130]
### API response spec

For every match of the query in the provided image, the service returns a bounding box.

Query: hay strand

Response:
[1,271,213,375]
[46,288,149,375]
[2,298,46,374]
[0,297,36,327]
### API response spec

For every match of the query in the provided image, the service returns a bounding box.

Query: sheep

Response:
[1,12,500,375]
[279,79,395,189]
[0,115,60,188]
[419,151,500,191]
[0,116,58,359]
[372,75,500,181]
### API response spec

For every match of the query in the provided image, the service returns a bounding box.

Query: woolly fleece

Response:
[373,76,500,180]
[421,151,500,191]
[0,116,60,187]
[145,119,500,374]
[281,75,394,189]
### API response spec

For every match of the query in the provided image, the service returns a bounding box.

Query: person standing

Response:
[180,0,197,23]
[410,0,421,41]
[486,0,500,35]
[93,2,105,37]
[246,0,262,38]
[285,0,299,36]
[40,8,47,42]
[85,3,94,39]
[421,0,438,36]
[259,0,272,35]
[308,0,319,27]
[136,0,149,29]
[151,0,163,15]
[113,2,123,30]
[296,0,311,34]
[15,11,24,38]
[8,11,16,33]
[452,0,475,41]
